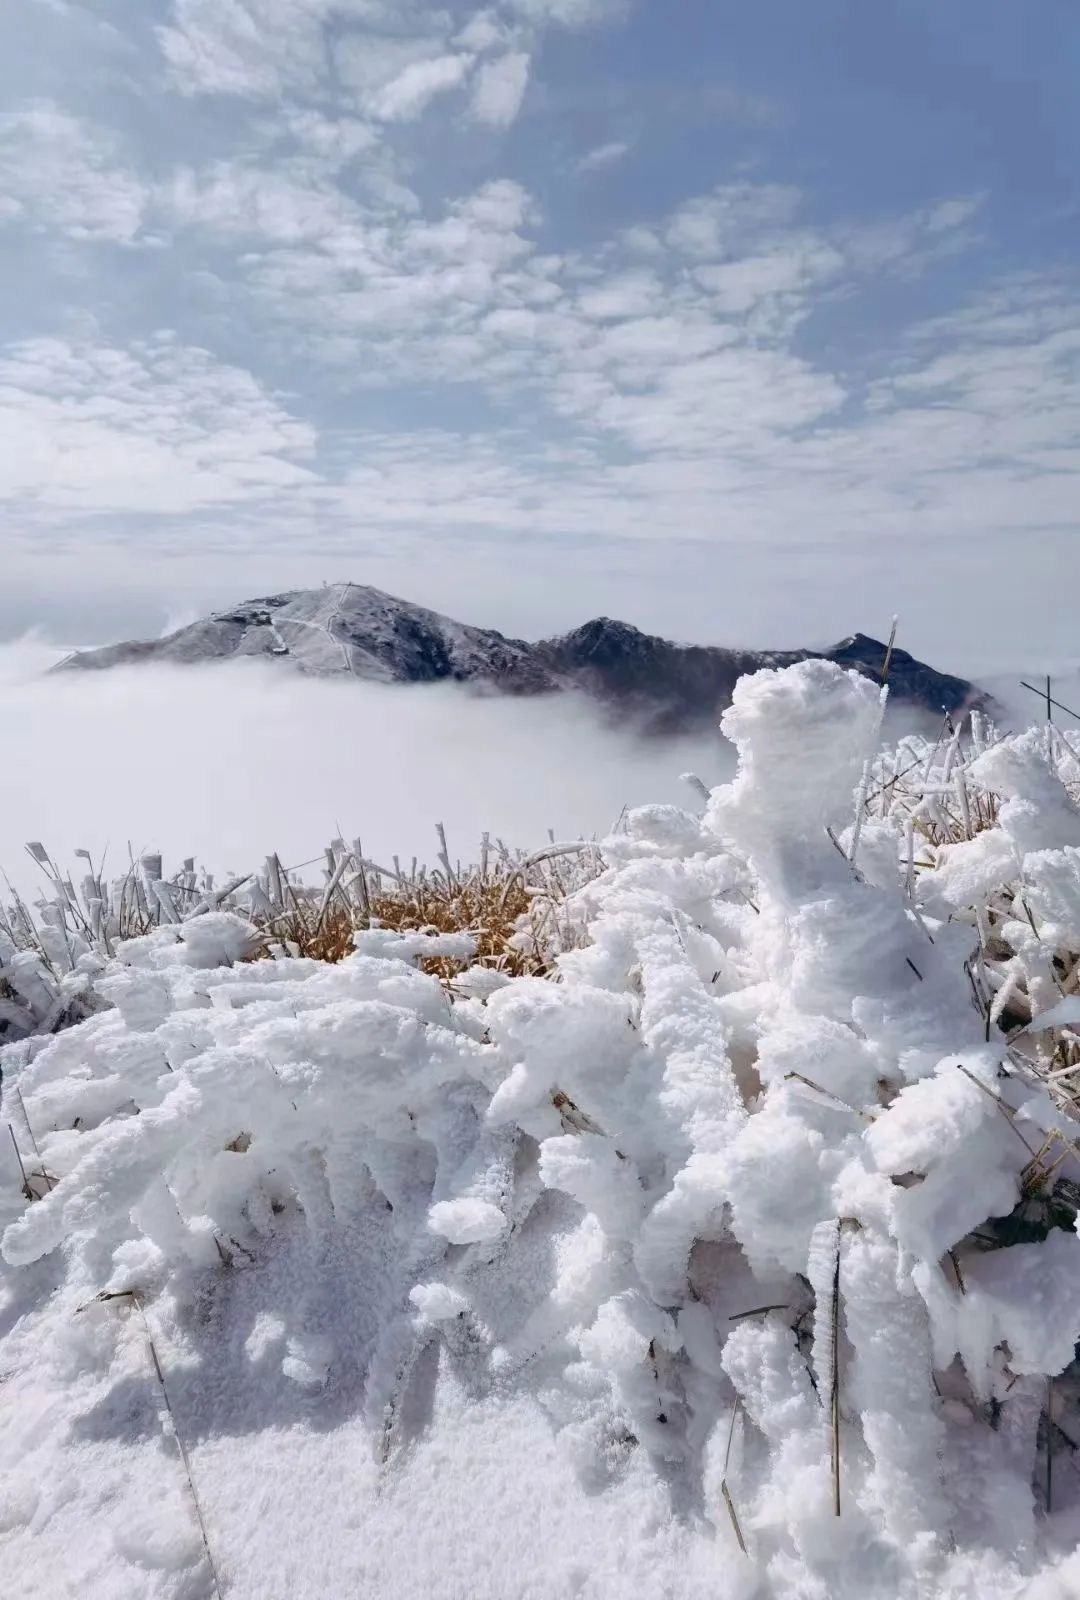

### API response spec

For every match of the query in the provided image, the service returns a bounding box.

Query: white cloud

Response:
[230,175,540,361]
[282,110,380,168]
[924,195,983,234]
[508,0,624,26]
[0,647,724,894]
[156,0,613,107]
[455,9,514,53]
[576,270,663,320]
[166,160,358,242]
[137,160,1005,520]
[333,32,443,102]
[371,53,474,122]
[619,225,663,257]
[0,104,147,242]
[836,195,984,275]
[0,336,317,516]
[577,345,846,454]
[664,184,803,258]
[158,0,423,99]
[470,51,531,125]
[576,139,630,173]
[0,138,999,555]
[158,0,328,97]
[693,240,844,319]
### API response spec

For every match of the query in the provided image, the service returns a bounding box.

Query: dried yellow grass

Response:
[271,871,546,977]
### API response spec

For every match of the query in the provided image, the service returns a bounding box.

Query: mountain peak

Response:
[55,584,991,733]
[549,616,651,656]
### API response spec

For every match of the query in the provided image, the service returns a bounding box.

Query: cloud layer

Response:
[0,638,729,897]
[2,0,1078,666]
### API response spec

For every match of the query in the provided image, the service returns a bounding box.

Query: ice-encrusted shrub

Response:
[0,834,602,1047]
[4,659,1080,1597]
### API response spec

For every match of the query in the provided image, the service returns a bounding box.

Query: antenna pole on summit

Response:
[880,616,898,685]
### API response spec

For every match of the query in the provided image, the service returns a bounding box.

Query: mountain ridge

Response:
[55,582,989,734]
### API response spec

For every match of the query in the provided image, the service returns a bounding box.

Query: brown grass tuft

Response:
[271,871,545,977]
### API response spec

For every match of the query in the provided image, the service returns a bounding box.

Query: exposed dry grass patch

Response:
[263,870,546,977]
[1,832,604,1035]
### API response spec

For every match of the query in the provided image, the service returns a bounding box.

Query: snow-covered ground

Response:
[5,659,1080,1599]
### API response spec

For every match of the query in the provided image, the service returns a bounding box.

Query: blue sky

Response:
[2,0,1078,667]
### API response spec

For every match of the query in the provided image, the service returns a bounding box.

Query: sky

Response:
[2,0,1079,671]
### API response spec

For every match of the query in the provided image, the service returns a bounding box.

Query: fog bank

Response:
[0,638,732,895]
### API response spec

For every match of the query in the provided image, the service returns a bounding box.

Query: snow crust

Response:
[4,660,1080,1599]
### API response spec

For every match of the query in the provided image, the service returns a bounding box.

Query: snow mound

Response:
[3,659,1080,1600]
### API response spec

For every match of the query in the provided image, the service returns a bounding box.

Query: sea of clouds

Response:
[3,634,1075,901]
[0,636,733,895]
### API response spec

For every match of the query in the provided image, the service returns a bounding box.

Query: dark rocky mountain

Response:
[55,583,989,733]
[537,617,987,734]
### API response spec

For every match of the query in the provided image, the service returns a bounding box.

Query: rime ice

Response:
[3,659,1080,1600]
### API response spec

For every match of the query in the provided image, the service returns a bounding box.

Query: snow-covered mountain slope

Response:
[3,660,1080,1599]
[56,585,556,695]
[54,583,988,732]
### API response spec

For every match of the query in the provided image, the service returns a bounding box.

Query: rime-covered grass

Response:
[4,661,1080,1599]
[0,833,604,1043]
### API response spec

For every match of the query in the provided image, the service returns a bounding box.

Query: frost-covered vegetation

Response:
[0,827,602,1044]
[4,659,1080,1600]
